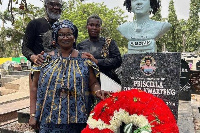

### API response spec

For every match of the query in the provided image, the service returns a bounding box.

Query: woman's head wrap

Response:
[52,19,75,44]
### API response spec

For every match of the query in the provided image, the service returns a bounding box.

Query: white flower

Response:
[142,131,150,133]
[87,109,152,132]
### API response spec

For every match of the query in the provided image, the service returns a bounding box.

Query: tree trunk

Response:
[182,34,186,52]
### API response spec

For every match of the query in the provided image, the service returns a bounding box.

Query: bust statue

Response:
[117,0,171,54]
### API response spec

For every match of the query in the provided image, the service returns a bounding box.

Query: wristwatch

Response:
[30,113,35,117]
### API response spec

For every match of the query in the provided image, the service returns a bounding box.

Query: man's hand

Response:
[82,52,98,64]
[30,51,45,65]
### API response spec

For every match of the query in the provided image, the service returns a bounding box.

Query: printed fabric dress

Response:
[32,50,99,132]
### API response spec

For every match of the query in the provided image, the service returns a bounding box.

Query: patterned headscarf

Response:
[52,19,75,44]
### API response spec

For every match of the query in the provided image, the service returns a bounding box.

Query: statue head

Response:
[123,0,160,15]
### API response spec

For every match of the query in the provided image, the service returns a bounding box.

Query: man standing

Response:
[22,0,78,64]
[22,0,63,64]
[22,0,63,131]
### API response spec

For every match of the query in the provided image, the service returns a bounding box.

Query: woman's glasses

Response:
[58,33,73,38]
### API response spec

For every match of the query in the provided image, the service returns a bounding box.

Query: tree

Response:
[185,0,199,52]
[0,0,44,24]
[179,19,187,52]
[0,10,12,56]
[166,0,182,52]
[151,6,163,52]
[0,10,12,27]
[1,0,128,56]
[61,0,128,54]
[151,8,162,21]
[0,4,45,57]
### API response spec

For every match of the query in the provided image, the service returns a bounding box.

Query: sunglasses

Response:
[47,2,62,8]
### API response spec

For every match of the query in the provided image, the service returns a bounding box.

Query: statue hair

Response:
[123,0,160,15]
[87,14,102,26]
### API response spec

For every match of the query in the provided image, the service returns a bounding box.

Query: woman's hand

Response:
[29,116,39,130]
[95,90,110,100]
[30,51,45,65]
[82,52,98,64]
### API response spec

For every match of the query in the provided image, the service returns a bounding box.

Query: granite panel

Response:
[121,53,181,120]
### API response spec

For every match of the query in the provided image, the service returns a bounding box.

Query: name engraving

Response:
[130,40,152,46]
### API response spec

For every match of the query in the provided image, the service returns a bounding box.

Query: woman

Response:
[77,14,122,84]
[29,20,109,132]
[118,0,171,53]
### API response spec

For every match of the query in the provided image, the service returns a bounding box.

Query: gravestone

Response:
[121,53,181,120]
[190,70,200,93]
[196,61,200,70]
[179,59,191,101]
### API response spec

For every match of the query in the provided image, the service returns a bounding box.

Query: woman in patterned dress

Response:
[29,20,109,133]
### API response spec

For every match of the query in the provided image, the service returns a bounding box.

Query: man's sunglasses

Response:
[47,2,62,8]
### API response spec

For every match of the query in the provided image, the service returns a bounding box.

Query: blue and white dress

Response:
[32,50,99,132]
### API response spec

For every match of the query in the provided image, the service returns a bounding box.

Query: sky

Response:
[85,0,191,20]
[0,0,191,27]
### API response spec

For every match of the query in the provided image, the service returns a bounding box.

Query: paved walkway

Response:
[178,94,200,133]
[178,100,195,133]
[0,75,199,132]
[191,94,200,133]
[0,91,29,105]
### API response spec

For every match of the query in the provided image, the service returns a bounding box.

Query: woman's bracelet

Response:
[30,113,35,118]
[94,90,101,96]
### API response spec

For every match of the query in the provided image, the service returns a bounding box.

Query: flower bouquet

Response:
[82,89,179,133]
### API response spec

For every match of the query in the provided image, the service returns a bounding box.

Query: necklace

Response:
[44,17,52,28]
[44,17,57,28]
[59,49,73,97]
